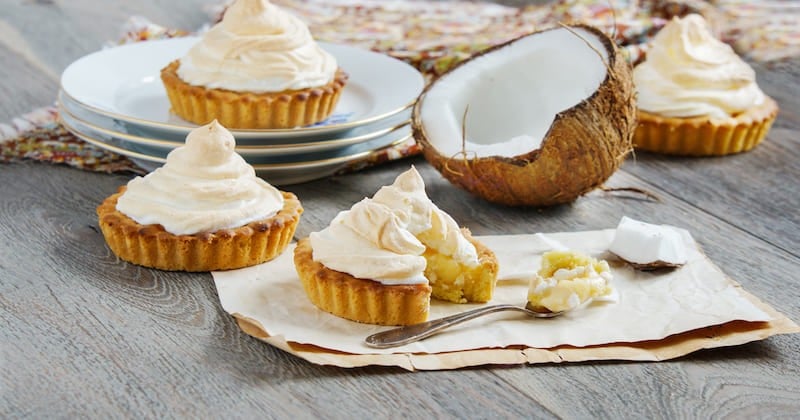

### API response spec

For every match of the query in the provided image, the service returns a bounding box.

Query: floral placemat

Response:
[1,0,797,177]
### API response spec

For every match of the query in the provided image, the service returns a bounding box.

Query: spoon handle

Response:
[364,304,528,348]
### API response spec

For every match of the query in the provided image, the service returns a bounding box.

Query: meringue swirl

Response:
[177,0,337,92]
[116,121,284,235]
[634,14,765,119]
[310,167,478,285]
[310,199,429,285]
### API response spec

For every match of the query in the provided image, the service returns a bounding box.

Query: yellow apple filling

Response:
[528,250,613,312]
[423,248,495,304]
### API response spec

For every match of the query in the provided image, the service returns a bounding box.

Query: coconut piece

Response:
[609,216,688,270]
[412,24,635,206]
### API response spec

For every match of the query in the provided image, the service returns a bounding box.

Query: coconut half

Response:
[412,25,636,206]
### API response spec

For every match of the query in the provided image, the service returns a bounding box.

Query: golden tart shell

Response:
[160,60,348,129]
[634,96,779,156]
[97,187,303,272]
[293,237,432,326]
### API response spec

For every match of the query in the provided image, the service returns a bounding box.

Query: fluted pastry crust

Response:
[97,187,303,271]
[161,60,348,129]
[634,96,779,156]
[294,237,432,326]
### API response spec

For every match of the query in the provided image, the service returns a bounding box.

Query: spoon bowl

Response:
[364,302,564,349]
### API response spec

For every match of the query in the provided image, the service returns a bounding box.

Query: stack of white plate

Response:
[58,37,425,185]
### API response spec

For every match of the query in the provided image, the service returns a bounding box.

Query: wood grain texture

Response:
[0,41,60,121]
[0,163,559,419]
[1,0,799,418]
[0,0,211,121]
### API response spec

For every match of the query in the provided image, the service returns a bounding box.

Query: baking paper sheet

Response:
[212,229,798,369]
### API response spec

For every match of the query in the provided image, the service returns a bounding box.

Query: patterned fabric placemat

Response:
[1,0,797,177]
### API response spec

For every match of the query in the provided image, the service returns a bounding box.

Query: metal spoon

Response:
[364,301,564,349]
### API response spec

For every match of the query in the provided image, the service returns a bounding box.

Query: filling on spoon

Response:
[527,250,613,313]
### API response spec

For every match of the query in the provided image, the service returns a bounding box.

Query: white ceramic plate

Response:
[75,131,413,186]
[129,134,412,185]
[60,37,424,139]
[61,110,412,178]
[59,92,411,156]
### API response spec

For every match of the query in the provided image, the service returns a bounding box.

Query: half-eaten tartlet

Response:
[161,0,347,129]
[97,120,303,271]
[293,167,498,326]
[633,14,778,156]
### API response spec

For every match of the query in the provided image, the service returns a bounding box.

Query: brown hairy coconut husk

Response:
[412,24,636,207]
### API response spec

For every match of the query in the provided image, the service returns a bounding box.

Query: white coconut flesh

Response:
[419,27,610,158]
[609,216,688,266]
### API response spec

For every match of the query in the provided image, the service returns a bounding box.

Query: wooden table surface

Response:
[2,0,799,418]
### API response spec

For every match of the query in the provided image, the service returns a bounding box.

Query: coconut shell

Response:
[412,25,636,207]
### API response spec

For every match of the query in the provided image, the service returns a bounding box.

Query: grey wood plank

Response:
[0,0,211,121]
[623,123,800,255]
[0,0,798,417]
[0,162,560,418]
[0,44,59,121]
[498,348,800,419]
[751,59,800,131]
[0,0,211,70]
[2,157,798,417]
